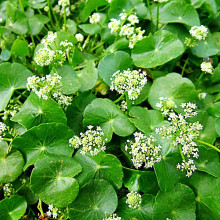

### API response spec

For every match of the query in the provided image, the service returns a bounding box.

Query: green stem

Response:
[90,42,104,52]
[19,0,24,12]
[74,65,86,70]
[14,90,28,98]
[147,0,153,24]
[0,113,4,116]
[82,35,90,50]
[125,92,132,112]
[156,3,160,32]
[181,57,189,76]
[178,145,185,160]
[194,139,220,153]
[63,7,67,30]
[47,0,55,29]
[3,138,12,142]
[196,72,205,87]
[114,93,125,104]
[37,199,44,217]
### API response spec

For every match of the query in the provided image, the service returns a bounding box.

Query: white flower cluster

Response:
[27,74,72,106]
[46,204,59,219]
[0,122,7,141]
[75,33,84,42]
[110,69,147,100]
[35,32,73,67]
[155,100,203,177]
[3,183,14,197]
[126,191,142,209]
[108,11,145,48]
[55,0,70,16]
[201,61,213,74]
[125,132,162,169]
[155,97,177,116]
[2,99,21,120]
[69,126,107,156]
[189,25,208,41]
[118,100,127,112]
[89,13,101,24]
[104,214,121,220]
[198,92,207,100]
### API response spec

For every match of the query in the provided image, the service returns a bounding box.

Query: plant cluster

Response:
[0,0,220,219]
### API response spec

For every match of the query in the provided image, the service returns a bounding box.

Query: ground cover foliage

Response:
[0,0,220,219]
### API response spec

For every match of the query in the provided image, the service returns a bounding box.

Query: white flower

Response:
[198,92,207,100]
[41,32,57,47]
[126,191,142,209]
[127,14,139,25]
[58,0,70,7]
[119,12,127,21]
[110,69,147,100]
[34,48,55,66]
[75,33,84,42]
[104,213,121,220]
[189,25,208,41]
[89,13,101,24]
[108,19,121,33]
[69,126,106,156]
[201,61,213,74]
[120,24,134,37]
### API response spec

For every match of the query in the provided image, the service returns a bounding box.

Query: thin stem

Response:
[82,35,90,50]
[194,139,220,153]
[63,7,67,30]
[181,57,189,76]
[125,92,131,112]
[14,90,28,98]
[0,113,4,116]
[19,0,24,12]
[156,3,160,32]
[3,138,12,142]
[114,93,125,104]
[178,145,185,160]
[90,42,104,52]
[196,72,205,87]
[147,0,153,23]
[37,199,44,217]
[47,0,55,29]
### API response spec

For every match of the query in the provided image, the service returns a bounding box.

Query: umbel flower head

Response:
[108,11,145,48]
[34,48,55,67]
[110,69,147,100]
[155,99,203,177]
[189,25,208,41]
[89,13,101,24]
[104,214,121,220]
[69,125,107,156]
[27,73,72,106]
[125,132,162,169]
[46,204,59,219]
[201,61,213,74]
[41,31,57,47]
[126,191,142,209]
[0,122,7,141]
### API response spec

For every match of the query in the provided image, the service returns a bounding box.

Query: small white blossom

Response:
[104,213,121,220]
[108,19,121,33]
[155,100,203,177]
[198,92,207,100]
[189,25,208,41]
[69,126,107,156]
[89,13,101,24]
[58,0,70,7]
[34,48,55,66]
[126,132,162,169]
[127,14,139,25]
[75,33,84,42]
[3,183,14,197]
[201,61,213,74]
[110,69,147,101]
[126,191,142,209]
[41,32,57,47]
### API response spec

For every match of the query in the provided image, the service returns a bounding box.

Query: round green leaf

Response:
[28,0,54,9]
[109,0,147,19]
[0,196,27,220]
[66,91,96,135]
[54,65,81,95]
[154,137,182,192]
[74,152,123,189]
[98,51,133,86]
[12,93,67,129]
[30,155,81,207]
[160,1,200,26]
[76,61,98,92]
[148,73,198,110]
[153,184,196,220]
[69,179,118,220]
[117,194,154,220]
[28,14,50,35]
[184,172,220,219]
[6,3,28,35]
[195,145,220,177]
[191,34,219,58]
[129,107,166,135]
[10,39,29,57]
[83,98,136,141]
[0,62,33,111]
[131,30,184,68]
[12,123,74,170]
[0,141,24,183]
[79,24,101,35]
[123,167,159,194]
